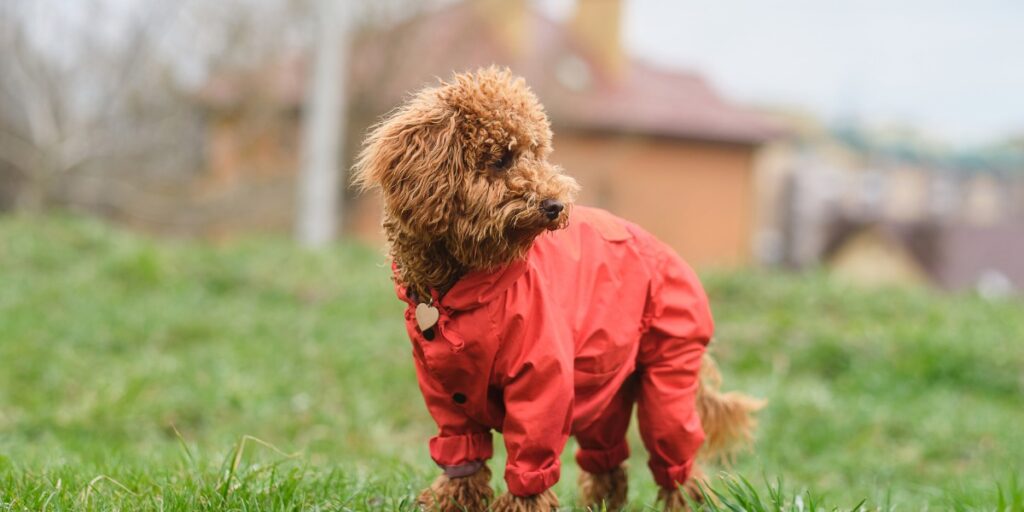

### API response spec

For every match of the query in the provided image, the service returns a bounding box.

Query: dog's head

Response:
[355,67,579,271]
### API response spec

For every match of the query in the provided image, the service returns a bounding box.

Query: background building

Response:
[196,0,778,267]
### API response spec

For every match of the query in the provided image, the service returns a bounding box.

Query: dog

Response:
[354,67,761,511]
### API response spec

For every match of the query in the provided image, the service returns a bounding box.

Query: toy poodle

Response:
[354,67,761,511]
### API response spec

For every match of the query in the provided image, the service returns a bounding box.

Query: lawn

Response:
[1,215,1022,511]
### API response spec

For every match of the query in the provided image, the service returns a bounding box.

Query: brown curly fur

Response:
[354,66,578,299]
[417,465,494,512]
[356,67,762,510]
[578,466,628,511]
[491,489,559,511]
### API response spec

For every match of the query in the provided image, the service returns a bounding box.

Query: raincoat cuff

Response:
[442,460,485,478]
[575,440,630,474]
[504,461,561,497]
[428,431,493,467]
[649,459,695,490]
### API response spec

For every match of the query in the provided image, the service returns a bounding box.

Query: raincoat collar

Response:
[396,257,529,312]
[442,258,529,311]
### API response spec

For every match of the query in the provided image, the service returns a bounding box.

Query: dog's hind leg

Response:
[634,329,708,508]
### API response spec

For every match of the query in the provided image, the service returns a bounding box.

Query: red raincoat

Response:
[397,206,713,497]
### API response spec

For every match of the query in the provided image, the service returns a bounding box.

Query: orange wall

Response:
[197,115,757,265]
[551,132,757,268]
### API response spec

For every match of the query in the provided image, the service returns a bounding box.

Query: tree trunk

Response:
[296,0,349,247]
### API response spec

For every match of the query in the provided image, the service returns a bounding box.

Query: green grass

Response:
[0,214,1022,510]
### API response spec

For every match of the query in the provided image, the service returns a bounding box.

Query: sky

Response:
[540,0,1024,146]
[20,0,1024,147]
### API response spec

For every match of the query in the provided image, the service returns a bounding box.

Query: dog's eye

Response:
[491,151,514,172]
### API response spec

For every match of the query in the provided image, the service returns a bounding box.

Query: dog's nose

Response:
[540,199,564,220]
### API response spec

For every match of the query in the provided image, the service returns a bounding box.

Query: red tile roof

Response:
[540,59,779,143]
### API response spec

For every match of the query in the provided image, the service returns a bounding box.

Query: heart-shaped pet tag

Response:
[415,303,440,331]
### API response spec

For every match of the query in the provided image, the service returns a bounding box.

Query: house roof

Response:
[500,6,779,143]
[539,59,779,143]
[198,1,779,145]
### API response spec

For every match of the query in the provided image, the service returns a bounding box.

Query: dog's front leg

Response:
[417,464,494,512]
[490,489,559,511]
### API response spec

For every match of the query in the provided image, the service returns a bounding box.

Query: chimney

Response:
[474,0,530,57]
[570,0,624,76]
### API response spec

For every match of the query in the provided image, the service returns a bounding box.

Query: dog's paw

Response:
[657,487,690,512]
[578,466,628,511]
[657,478,707,511]
[656,465,709,511]
[417,465,493,512]
[490,489,559,512]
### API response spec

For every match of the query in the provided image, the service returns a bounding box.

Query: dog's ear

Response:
[353,99,465,234]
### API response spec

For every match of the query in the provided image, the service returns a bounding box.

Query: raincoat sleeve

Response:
[493,285,574,497]
[413,352,494,470]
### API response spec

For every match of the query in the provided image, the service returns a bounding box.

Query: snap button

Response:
[452,392,467,404]
[422,327,435,341]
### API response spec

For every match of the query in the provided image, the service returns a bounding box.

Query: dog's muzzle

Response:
[540,199,564,221]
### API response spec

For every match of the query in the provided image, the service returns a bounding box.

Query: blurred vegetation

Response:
[0,216,1022,510]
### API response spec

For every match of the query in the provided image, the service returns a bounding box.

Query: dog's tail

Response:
[696,353,765,461]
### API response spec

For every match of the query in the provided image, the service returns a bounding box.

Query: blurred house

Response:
[196,0,777,267]
[191,58,307,238]
[824,219,1024,296]
[824,223,931,289]
[755,111,1024,294]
